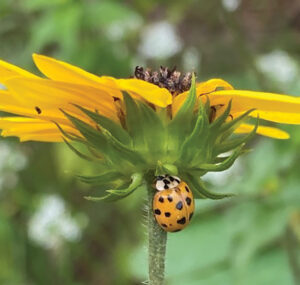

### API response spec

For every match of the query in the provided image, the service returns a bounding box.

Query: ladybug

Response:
[153,175,194,232]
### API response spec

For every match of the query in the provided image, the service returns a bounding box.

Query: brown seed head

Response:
[134,66,193,95]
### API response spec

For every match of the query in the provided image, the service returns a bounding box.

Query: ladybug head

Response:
[155,175,181,191]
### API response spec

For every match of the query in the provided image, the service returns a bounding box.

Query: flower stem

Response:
[147,182,167,285]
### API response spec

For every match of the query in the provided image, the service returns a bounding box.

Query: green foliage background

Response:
[0,0,299,284]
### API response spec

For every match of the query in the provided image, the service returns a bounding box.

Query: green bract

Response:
[59,77,257,201]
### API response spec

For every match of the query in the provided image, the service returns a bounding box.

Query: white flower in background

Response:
[222,0,241,12]
[182,47,201,71]
[28,194,84,249]
[105,15,142,41]
[256,50,298,83]
[138,21,183,59]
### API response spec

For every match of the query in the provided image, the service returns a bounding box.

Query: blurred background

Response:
[0,0,300,284]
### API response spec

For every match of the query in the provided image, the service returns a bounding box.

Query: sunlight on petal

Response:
[234,123,290,139]
[208,89,300,114]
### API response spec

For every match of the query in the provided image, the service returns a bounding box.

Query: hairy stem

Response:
[147,182,167,285]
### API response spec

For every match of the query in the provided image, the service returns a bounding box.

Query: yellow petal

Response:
[208,89,300,114]
[33,54,173,107]
[116,78,172,107]
[4,77,118,122]
[172,79,234,115]
[0,58,37,83]
[0,90,75,126]
[234,123,290,139]
[248,110,300,125]
[0,117,80,142]
[33,53,122,98]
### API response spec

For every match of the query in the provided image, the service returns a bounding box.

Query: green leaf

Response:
[73,104,132,145]
[186,174,234,199]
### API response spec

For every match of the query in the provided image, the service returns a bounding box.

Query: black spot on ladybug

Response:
[186,197,192,206]
[175,178,180,183]
[165,212,171,217]
[172,229,181,232]
[176,201,183,210]
[177,217,186,224]
[35,106,42,114]
[164,184,169,189]
[167,195,173,202]
[158,197,164,203]
[163,179,169,184]
[169,224,172,226]
[157,176,164,180]
[169,176,174,182]
[189,212,194,221]
[161,223,168,228]
[185,186,190,192]
[154,209,161,215]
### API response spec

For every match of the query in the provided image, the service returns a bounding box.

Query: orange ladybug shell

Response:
[153,181,194,232]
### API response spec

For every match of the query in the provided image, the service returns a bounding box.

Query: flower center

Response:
[134,66,192,95]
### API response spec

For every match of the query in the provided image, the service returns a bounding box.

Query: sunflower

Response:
[0,54,300,202]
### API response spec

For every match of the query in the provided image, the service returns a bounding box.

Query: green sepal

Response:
[196,144,244,172]
[73,104,132,145]
[186,174,234,199]
[218,109,256,142]
[84,173,143,202]
[138,102,166,157]
[167,74,197,150]
[106,172,143,195]
[209,100,232,131]
[53,121,84,143]
[77,171,122,186]
[215,117,259,154]
[179,107,205,164]
[220,109,255,134]
[123,92,145,149]
[62,138,96,161]
[60,109,110,153]
[101,128,146,165]
[178,99,210,165]
[155,161,178,176]
[61,109,140,168]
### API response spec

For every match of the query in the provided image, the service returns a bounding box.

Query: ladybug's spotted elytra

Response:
[153,175,194,232]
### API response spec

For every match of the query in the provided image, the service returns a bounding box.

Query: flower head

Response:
[0,54,300,201]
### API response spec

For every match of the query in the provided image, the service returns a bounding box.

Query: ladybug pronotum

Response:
[153,175,195,232]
